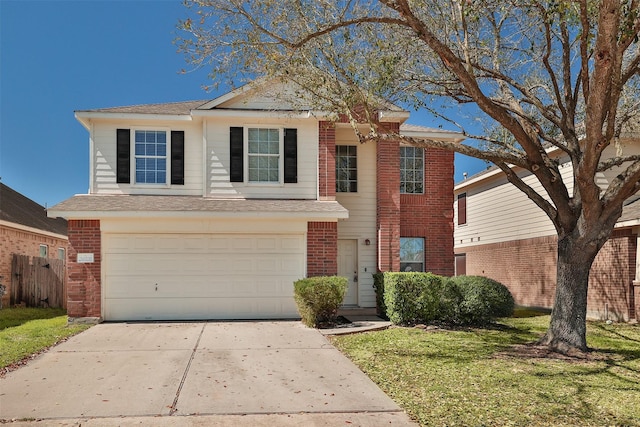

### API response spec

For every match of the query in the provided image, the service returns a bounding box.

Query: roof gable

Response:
[0,183,67,236]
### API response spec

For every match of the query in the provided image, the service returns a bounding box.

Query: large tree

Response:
[177,0,640,353]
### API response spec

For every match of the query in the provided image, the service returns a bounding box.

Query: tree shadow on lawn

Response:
[0,307,66,330]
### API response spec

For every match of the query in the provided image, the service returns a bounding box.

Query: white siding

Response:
[204,117,318,199]
[454,139,640,249]
[91,119,203,196]
[454,163,569,248]
[335,127,377,307]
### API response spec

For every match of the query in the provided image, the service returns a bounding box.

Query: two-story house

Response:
[453,138,640,322]
[49,80,463,322]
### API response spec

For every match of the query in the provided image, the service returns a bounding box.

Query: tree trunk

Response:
[538,235,600,354]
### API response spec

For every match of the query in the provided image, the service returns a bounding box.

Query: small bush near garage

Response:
[450,275,515,325]
[294,276,347,328]
[383,272,461,325]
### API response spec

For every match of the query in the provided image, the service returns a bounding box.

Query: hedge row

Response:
[380,273,514,326]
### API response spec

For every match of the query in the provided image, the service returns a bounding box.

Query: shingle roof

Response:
[48,195,348,218]
[0,183,68,235]
[77,100,210,115]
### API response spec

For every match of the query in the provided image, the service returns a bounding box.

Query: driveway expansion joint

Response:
[168,322,205,415]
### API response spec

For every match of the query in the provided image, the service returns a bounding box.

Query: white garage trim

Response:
[102,233,305,321]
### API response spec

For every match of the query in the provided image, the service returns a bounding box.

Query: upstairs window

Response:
[116,129,184,185]
[135,130,167,184]
[248,128,280,183]
[39,244,48,258]
[229,127,297,184]
[457,192,467,225]
[400,146,424,194]
[336,145,358,193]
[400,237,425,272]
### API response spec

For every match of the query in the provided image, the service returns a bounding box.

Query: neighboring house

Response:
[453,138,640,322]
[0,183,68,308]
[48,80,463,322]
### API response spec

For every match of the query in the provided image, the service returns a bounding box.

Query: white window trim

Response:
[39,244,48,258]
[131,127,171,188]
[400,146,425,195]
[244,125,284,186]
[336,144,358,194]
[400,237,425,272]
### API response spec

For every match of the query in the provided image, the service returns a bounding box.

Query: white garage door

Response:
[103,233,305,321]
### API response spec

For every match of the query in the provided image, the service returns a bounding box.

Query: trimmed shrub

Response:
[383,272,460,325]
[372,273,388,319]
[293,276,348,328]
[450,275,515,325]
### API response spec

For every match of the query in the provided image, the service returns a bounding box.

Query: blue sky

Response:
[0,0,486,208]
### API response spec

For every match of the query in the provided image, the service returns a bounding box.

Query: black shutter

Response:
[230,127,244,182]
[116,129,130,184]
[284,128,297,183]
[171,131,185,185]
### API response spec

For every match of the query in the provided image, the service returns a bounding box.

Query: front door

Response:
[338,239,358,305]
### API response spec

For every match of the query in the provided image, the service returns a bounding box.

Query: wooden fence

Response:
[10,255,66,308]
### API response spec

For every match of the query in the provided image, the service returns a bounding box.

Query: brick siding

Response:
[318,121,336,200]
[67,220,101,319]
[376,127,401,272]
[400,147,455,276]
[307,222,338,276]
[0,224,68,308]
[457,230,637,321]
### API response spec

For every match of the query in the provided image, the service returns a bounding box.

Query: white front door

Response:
[338,239,358,306]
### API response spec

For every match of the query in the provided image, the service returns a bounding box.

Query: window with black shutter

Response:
[116,128,185,186]
[230,127,298,184]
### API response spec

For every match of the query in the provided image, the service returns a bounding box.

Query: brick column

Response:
[307,222,338,276]
[377,124,401,272]
[318,121,336,201]
[67,220,101,321]
[400,148,455,276]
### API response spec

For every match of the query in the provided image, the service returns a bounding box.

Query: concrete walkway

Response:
[0,321,415,426]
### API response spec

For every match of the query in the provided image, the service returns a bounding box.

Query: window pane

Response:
[248,156,259,168]
[248,140,259,153]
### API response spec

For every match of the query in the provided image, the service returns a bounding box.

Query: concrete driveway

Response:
[0,321,416,426]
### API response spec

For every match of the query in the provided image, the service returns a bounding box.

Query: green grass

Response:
[0,308,91,369]
[330,310,640,427]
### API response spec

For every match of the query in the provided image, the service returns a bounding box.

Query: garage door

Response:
[103,233,304,321]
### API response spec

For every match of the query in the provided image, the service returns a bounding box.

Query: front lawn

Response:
[0,308,91,371]
[330,311,640,427]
